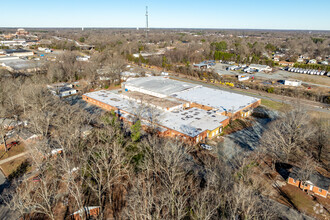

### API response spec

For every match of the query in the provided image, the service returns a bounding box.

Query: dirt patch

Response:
[0,156,28,177]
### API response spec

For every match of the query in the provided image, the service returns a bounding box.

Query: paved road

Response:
[0,170,5,188]
[0,152,27,165]
[171,76,330,114]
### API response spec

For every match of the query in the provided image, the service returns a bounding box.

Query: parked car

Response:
[200,143,213,150]
[7,141,19,147]
[32,175,41,182]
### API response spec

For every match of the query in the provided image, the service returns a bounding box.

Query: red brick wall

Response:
[312,186,328,198]
[82,95,118,112]
[288,177,300,187]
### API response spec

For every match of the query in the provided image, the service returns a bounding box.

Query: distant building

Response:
[133,50,165,58]
[284,79,302,87]
[0,118,27,130]
[18,128,41,143]
[297,57,304,63]
[249,64,272,72]
[16,28,29,36]
[0,39,26,47]
[76,55,90,62]
[227,65,240,71]
[0,56,40,72]
[273,56,280,62]
[278,61,294,67]
[193,63,209,69]
[120,71,140,81]
[238,75,251,81]
[38,47,52,53]
[308,59,317,64]
[316,56,322,61]
[47,83,78,97]
[72,206,100,220]
[161,72,169,76]
[2,49,33,57]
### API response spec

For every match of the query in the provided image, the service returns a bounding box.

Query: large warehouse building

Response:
[83,76,260,143]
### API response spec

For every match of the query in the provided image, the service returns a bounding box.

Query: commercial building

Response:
[0,39,26,47]
[1,49,34,57]
[122,76,199,98]
[83,77,260,143]
[248,64,272,72]
[0,57,40,72]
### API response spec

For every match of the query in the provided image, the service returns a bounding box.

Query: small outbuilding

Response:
[284,79,302,87]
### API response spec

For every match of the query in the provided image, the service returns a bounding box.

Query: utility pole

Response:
[146,6,149,41]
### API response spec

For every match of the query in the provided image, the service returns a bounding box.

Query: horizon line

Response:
[0,27,330,32]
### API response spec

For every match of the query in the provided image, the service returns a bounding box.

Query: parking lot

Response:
[213,63,330,88]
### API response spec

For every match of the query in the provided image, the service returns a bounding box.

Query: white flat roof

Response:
[249,64,270,69]
[123,76,200,96]
[84,90,227,137]
[172,87,260,113]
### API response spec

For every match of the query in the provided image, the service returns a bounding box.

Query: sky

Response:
[1,0,330,30]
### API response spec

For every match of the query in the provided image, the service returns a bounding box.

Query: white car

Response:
[200,143,213,150]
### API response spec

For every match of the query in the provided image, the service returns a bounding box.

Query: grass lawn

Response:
[261,99,290,111]
[0,156,28,177]
[280,184,329,219]
[0,142,25,161]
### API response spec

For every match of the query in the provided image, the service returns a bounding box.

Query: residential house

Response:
[72,206,100,220]
[47,83,78,97]
[288,167,330,198]
[297,57,304,63]
[278,61,294,67]
[308,59,317,64]
[273,56,280,62]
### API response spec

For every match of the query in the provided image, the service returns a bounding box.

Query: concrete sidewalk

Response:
[0,152,28,165]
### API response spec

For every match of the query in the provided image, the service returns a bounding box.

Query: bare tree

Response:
[260,108,314,166]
